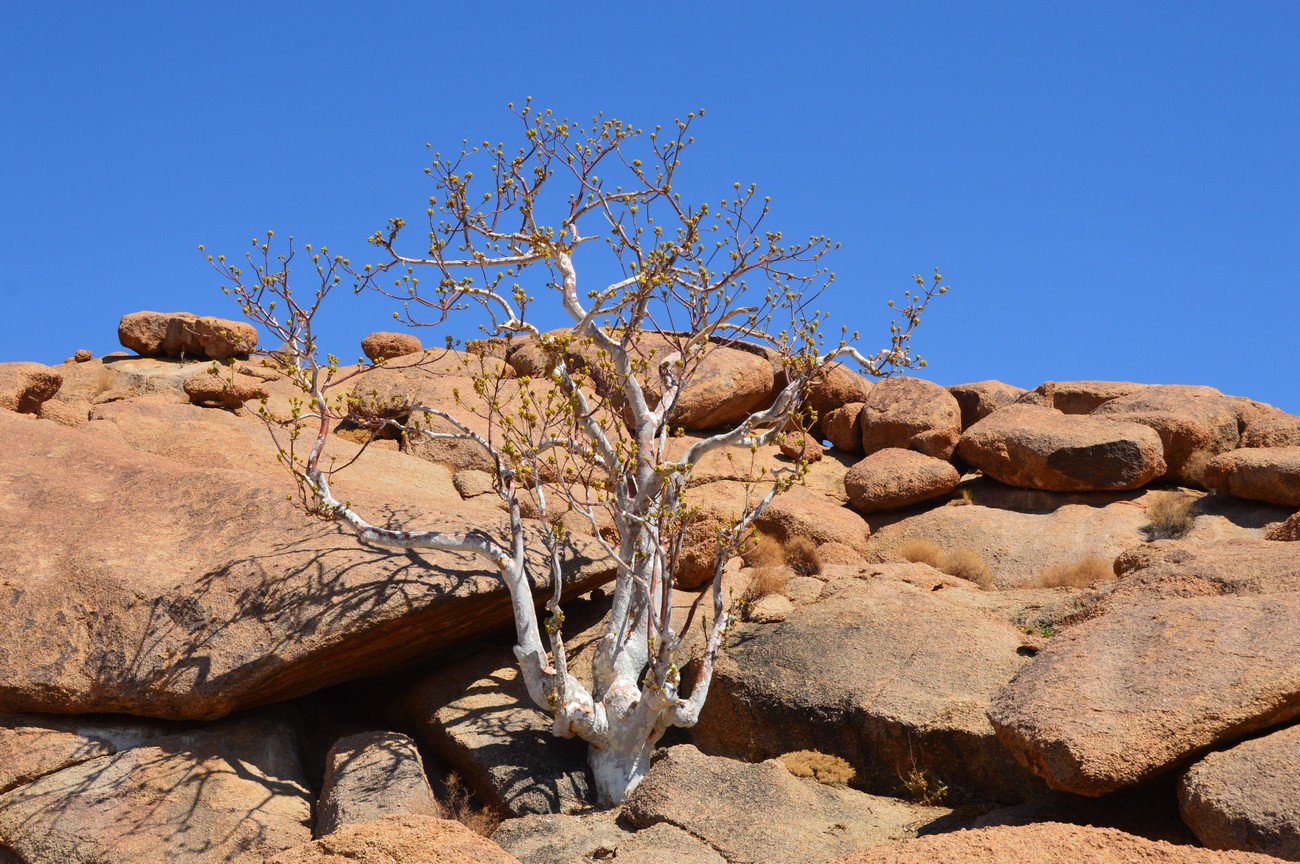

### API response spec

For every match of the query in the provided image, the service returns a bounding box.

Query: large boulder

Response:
[183,368,269,408]
[1241,413,1300,448]
[805,362,873,435]
[948,380,1026,430]
[693,574,1042,802]
[958,405,1166,491]
[315,730,441,837]
[622,745,949,864]
[754,487,872,553]
[494,811,726,864]
[360,331,423,361]
[118,311,258,360]
[1016,380,1146,414]
[261,814,522,864]
[824,402,865,454]
[859,377,962,459]
[0,362,62,413]
[0,714,312,864]
[0,410,614,719]
[1092,385,1243,483]
[988,593,1300,796]
[1205,446,1300,507]
[825,822,1285,864]
[1179,722,1300,860]
[844,448,959,513]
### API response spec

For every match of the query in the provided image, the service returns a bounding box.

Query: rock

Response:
[315,730,441,837]
[118,311,258,360]
[647,340,777,431]
[1016,380,1147,414]
[844,448,960,513]
[859,377,962,459]
[805,363,873,434]
[824,402,865,453]
[494,811,726,864]
[825,822,1284,864]
[949,380,1027,430]
[1106,538,1300,607]
[779,429,824,462]
[988,593,1300,796]
[389,647,592,817]
[693,575,1042,802]
[746,592,794,622]
[0,714,312,864]
[0,713,178,795]
[622,745,949,864]
[1179,722,1300,860]
[1205,447,1300,506]
[675,481,754,588]
[958,405,1166,491]
[183,368,269,408]
[361,331,423,361]
[0,410,614,719]
[755,487,872,554]
[1092,385,1243,483]
[261,814,521,864]
[1242,413,1300,448]
[1267,512,1300,541]
[454,469,496,499]
[0,362,62,413]
[73,349,93,362]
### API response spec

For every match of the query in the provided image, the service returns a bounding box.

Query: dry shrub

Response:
[901,766,949,806]
[1145,491,1197,541]
[783,535,823,577]
[900,539,943,568]
[742,565,789,608]
[742,531,786,569]
[1038,555,1115,589]
[442,771,502,837]
[779,750,856,788]
[940,547,994,589]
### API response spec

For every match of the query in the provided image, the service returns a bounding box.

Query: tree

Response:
[205,102,944,806]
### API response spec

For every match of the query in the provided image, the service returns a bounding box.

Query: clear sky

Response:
[3,2,1297,412]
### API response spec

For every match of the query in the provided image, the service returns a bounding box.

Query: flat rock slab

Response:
[493,811,726,864]
[0,713,179,795]
[693,574,1042,802]
[259,814,522,864]
[825,822,1287,864]
[1104,538,1300,612]
[622,745,949,864]
[1179,722,1300,860]
[0,715,312,864]
[958,404,1166,491]
[988,593,1300,795]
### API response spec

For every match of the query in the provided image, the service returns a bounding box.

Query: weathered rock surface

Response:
[184,368,269,408]
[259,814,522,864]
[1093,385,1243,483]
[1016,380,1146,414]
[754,487,872,553]
[826,822,1286,864]
[1267,512,1300,541]
[1107,538,1300,607]
[949,380,1026,429]
[0,410,613,719]
[0,714,312,864]
[0,713,179,795]
[360,331,423,361]
[988,593,1300,796]
[693,575,1042,801]
[622,745,950,864]
[958,404,1166,491]
[860,377,962,459]
[315,730,440,837]
[824,401,865,453]
[805,362,872,435]
[119,311,258,360]
[389,647,592,817]
[0,362,62,413]
[1242,413,1300,448]
[1179,723,1300,860]
[494,811,726,864]
[1206,446,1300,506]
[844,447,959,513]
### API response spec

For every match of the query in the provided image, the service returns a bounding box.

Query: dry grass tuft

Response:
[779,750,856,787]
[1145,491,1197,541]
[741,565,789,607]
[900,539,943,569]
[783,535,823,577]
[1038,555,1116,589]
[741,531,786,569]
[940,547,994,589]
[442,771,502,837]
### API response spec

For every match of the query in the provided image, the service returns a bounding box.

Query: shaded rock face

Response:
[622,745,949,864]
[0,410,613,720]
[1092,384,1243,483]
[958,404,1166,491]
[0,714,312,864]
[1179,723,1300,860]
[948,380,1026,430]
[824,401,865,453]
[844,447,959,513]
[0,362,62,413]
[805,363,872,435]
[693,575,1042,802]
[315,730,441,837]
[988,593,1300,796]
[825,822,1286,864]
[493,811,726,864]
[263,814,522,864]
[1015,380,1147,414]
[118,311,258,360]
[860,377,961,459]
[1206,446,1300,507]
[0,713,179,795]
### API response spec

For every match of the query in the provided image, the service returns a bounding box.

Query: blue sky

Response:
[3,2,1297,412]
